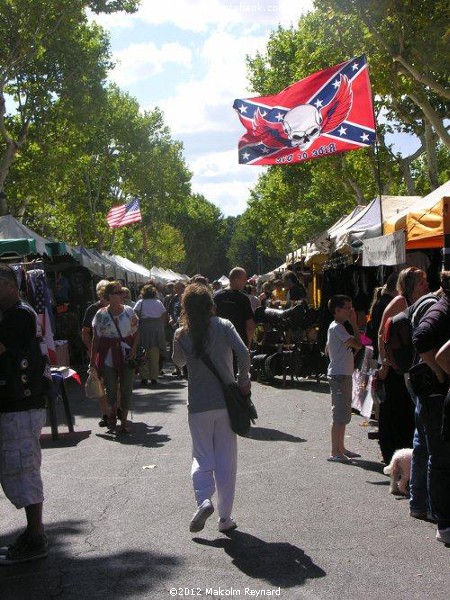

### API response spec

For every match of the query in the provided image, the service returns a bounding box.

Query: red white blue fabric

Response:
[233,55,375,166]
[106,198,142,229]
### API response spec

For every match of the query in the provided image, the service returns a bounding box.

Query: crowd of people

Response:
[1,261,449,565]
[326,266,450,547]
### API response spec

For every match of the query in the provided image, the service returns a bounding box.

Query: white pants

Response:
[188,408,237,520]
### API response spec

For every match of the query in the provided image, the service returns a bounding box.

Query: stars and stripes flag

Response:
[106,197,142,229]
[233,55,376,166]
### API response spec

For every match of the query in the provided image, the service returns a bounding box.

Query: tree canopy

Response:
[0,0,448,278]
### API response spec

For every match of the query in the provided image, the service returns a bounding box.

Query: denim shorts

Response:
[0,409,46,509]
[328,375,353,425]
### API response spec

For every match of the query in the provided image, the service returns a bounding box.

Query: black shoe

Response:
[150,379,157,385]
[98,415,108,427]
[141,379,148,386]
[0,532,48,565]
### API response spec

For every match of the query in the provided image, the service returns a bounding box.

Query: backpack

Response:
[383,293,438,374]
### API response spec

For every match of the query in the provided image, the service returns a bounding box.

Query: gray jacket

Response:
[173,316,251,413]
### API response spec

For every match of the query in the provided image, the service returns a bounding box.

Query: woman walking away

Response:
[173,283,251,534]
[90,281,139,433]
[134,284,167,386]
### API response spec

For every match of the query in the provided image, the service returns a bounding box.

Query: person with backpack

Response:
[412,271,450,545]
[377,267,429,464]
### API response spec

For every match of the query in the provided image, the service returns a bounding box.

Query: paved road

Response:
[1,371,449,599]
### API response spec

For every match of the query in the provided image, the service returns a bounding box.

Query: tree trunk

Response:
[0,141,18,214]
[408,92,450,150]
[393,54,450,101]
[423,121,440,190]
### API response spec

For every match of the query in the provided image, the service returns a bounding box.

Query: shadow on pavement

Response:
[193,530,326,587]
[265,380,329,394]
[40,430,92,448]
[348,459,385,474]
[247,427,306,443]
[0,520,182,599]
[96,423,170,448]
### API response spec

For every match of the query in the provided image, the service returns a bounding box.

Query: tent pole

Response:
[443,198,450,269]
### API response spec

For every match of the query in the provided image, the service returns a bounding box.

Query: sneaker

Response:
[436,527,450,544]
[218,517,238,533]
[0,532,48,565]
[410,508,428,520]
[327,454,350,463]
[98,415,108,427]
[189,499,214,533]
[0,529,29,555]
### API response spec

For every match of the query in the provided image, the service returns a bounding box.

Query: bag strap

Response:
[108,309,126,343]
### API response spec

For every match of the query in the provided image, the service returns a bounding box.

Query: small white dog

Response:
[383,448,413,495]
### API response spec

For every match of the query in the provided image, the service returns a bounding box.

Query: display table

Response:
[48,367,80,440]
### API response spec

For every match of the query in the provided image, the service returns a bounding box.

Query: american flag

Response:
[106,198,142,229]
[233,55,376,166]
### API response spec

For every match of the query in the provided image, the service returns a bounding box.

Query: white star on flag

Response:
[338,126,347,135]
[360,132,370,142]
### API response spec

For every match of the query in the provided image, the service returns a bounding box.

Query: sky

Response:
[91,0,418,218]
[91,0,316,217]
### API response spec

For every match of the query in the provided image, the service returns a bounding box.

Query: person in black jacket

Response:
[412,271,450,545]
[0,264,50,564]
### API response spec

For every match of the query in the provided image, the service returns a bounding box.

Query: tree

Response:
[0,0,139,214]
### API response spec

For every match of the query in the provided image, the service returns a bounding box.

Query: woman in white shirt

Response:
[134,284,167,385]
[90,281,139,433]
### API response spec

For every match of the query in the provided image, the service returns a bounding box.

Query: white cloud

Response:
[111,42,192,86]
[92,0,315,215]
[190,148,264,216]
[91,0,314,33]
[153,30,269,134]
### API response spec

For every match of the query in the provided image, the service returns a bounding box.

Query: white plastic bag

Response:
[85,369,104,398]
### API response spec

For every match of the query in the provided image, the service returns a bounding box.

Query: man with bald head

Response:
[213,267,255,350]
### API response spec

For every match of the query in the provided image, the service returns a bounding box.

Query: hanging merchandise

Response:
[26,269,57,365]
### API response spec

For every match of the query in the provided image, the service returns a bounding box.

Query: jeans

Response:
[405,376,430,515]
[417,393,450,529]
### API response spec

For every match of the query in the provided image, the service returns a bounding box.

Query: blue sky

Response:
[91,0,418,217]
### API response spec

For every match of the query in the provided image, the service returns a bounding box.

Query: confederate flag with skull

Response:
[233,56,376,165]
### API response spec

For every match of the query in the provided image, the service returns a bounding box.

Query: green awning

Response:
[0,238,37,257]
[45,241,69,257]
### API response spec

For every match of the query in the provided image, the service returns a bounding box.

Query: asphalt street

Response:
[1,370,449,600]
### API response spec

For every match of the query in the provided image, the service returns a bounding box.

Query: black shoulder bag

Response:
[200,352,257,436]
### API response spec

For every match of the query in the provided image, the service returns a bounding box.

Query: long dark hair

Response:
[179,283,213,356]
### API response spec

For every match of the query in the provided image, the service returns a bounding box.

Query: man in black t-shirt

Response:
[81,280,109,426]
[0,264,49,565]
[213,267,255,349]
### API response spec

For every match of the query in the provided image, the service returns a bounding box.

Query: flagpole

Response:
[369,61,384,235]
[373,136,384,234]
[110,228,116,253]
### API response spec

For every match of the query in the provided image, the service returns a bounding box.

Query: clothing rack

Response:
[322,254,354,271]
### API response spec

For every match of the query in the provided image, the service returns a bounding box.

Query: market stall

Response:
[384,180,450,249]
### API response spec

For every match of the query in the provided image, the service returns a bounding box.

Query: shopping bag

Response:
[85,369,104,398]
